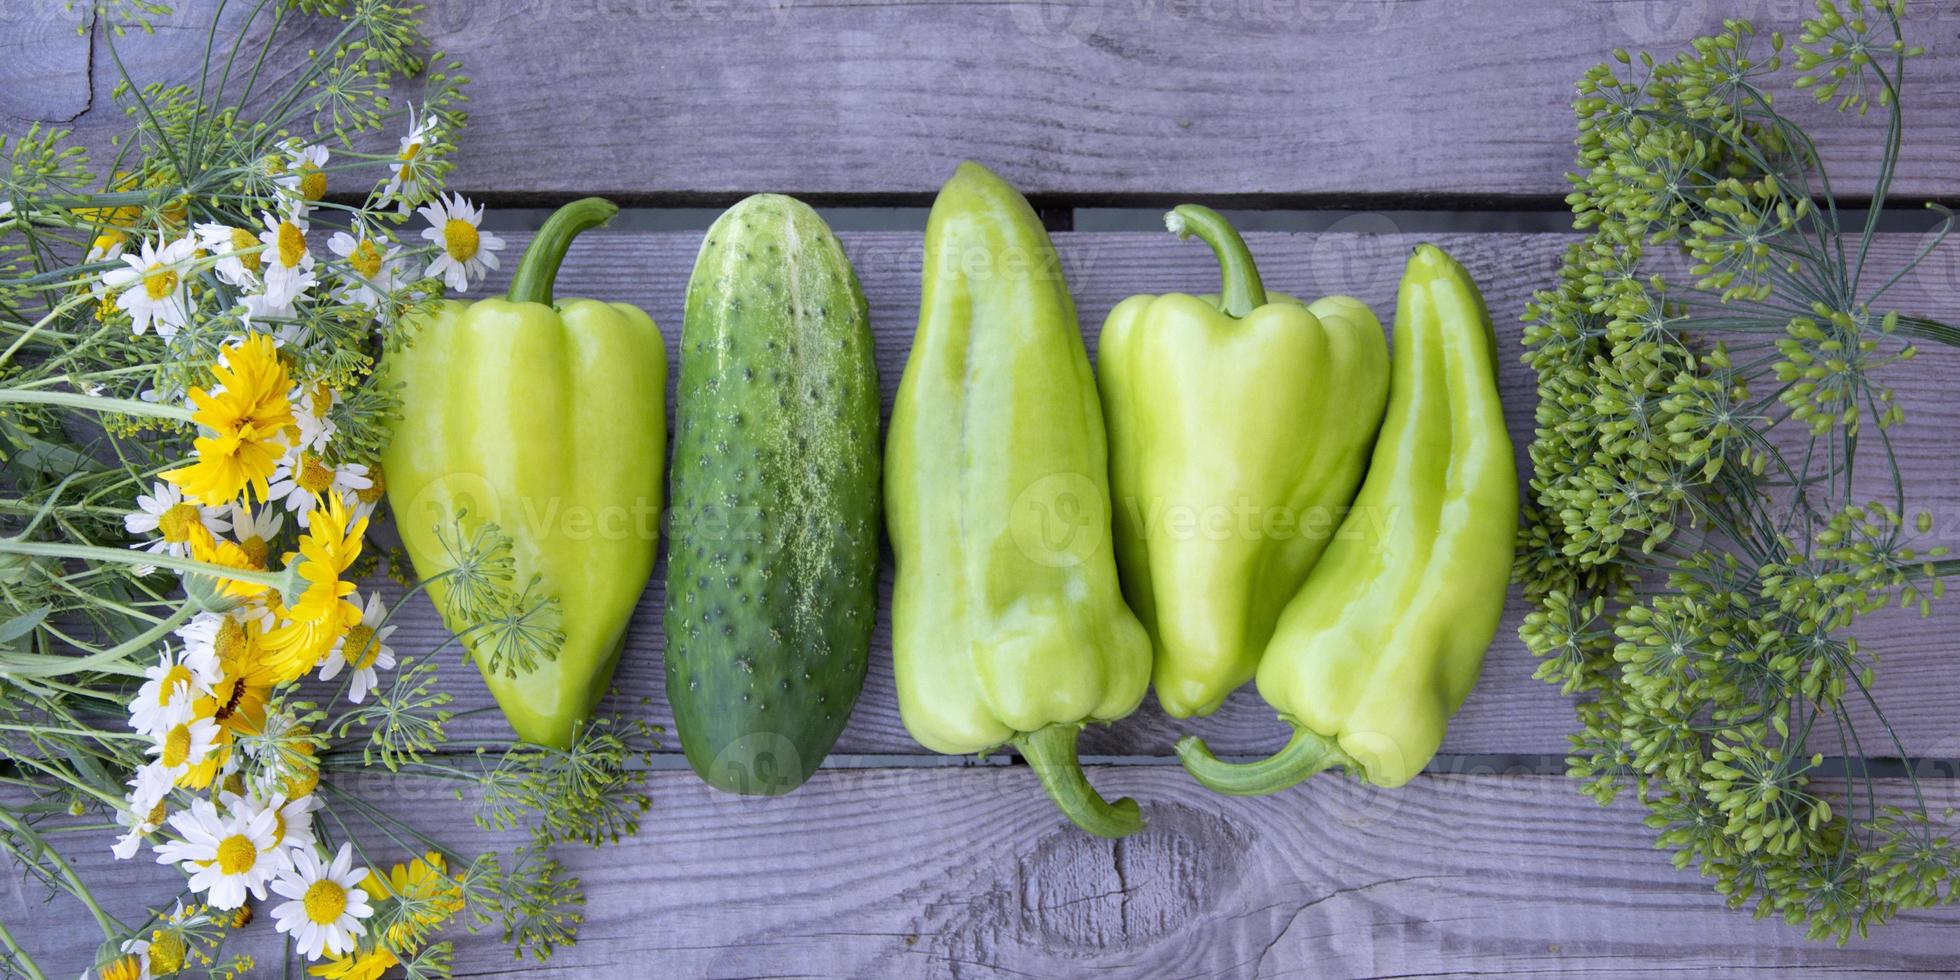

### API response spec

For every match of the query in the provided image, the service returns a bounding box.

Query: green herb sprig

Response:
[1519,0,1958,943]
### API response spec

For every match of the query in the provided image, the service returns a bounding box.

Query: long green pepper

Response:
[887,162,1153,838]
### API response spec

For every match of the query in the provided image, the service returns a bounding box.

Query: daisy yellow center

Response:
[296,454,336,493]
[240,534,270,569]
[349,239,384,279]
[215,833,258,875]
[158,502,202,543]
[146,799,167,825]
[396,142,421,182]
[303,878,348,924]
[355,466,386,504]
[92,230,124,255]
[343,624,379,670]
[285,765,320,799]
[442,218,479,261]
[229,226,263,274]
[277,221,307,268]
[100,954,143,980]
[215,617,247,666]
[157,664,195,705]
[272,807,289,844]
[161,724,192,767]
[143,263,179,301]
[147,929,187,974]
[298,164,326,201]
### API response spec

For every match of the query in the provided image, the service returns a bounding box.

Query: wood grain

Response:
[10,1,1960,202]
[13,771,1960,978]
[340,228,1960,760]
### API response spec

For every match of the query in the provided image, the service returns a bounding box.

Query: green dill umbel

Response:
[1517,0,1958,943]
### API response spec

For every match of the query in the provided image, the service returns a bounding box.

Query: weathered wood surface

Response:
[9,1,1960,202]
[15,772,1960,979]
[9,2,1960,977]
[347,228,1960,760]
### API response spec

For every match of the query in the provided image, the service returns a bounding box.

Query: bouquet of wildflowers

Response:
[1,4,650,978]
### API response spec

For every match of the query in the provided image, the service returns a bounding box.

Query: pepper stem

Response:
[507,197,620,306]
[1174,726,1351,797]
[1164,204,1267,318]
[1013,723,1143,839]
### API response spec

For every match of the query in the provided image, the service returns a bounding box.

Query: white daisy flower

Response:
[256,210,318,307]
[418,193,503,292]
[277,143,331,202]
[266,452,371,528]
[270,842,373,960]
[291,380,338,453]
[229,504,285,571]
[326,230,402,309]
[145,714,221,781]
[127,761,174,815]
[128,647,219,738]
[124,481,231,564]
[382,104,437,214]
[0,201,12,220]
[102,235,196,339]
[221,789,317,855]
[318,593,397,704]
[193,222,265,288]
[84,231,127,301]
[112,791,167,861]
[154,796,285,910]
[237,287,303,336]
[173,611,236,669]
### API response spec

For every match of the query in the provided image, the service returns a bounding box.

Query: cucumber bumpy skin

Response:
[664,194,881,796]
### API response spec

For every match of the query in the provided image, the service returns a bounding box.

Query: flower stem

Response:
[0,915,47,980]
[0,539,284,590]
[0,388,193,423]
[0,807,120,945]
[0,600,197,679]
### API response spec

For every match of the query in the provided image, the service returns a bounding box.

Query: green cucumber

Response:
[665,194,881,796]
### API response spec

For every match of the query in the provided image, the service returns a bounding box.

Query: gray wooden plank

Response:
[11,771,1960,978]
[9,1,1960,201]
[340,228,1960,759]
[0,5,91,124]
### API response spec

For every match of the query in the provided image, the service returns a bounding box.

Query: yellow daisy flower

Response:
[264,495,366,681]
[360,850,464,947]
[188,525,275,601]
[306,947,397,980]
[163,334,297,505]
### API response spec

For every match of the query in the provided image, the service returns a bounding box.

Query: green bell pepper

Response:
[1100,205,1389,719]
[1177,243,1516,792]
[382,198,667,748]
[887,161,1153,838]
